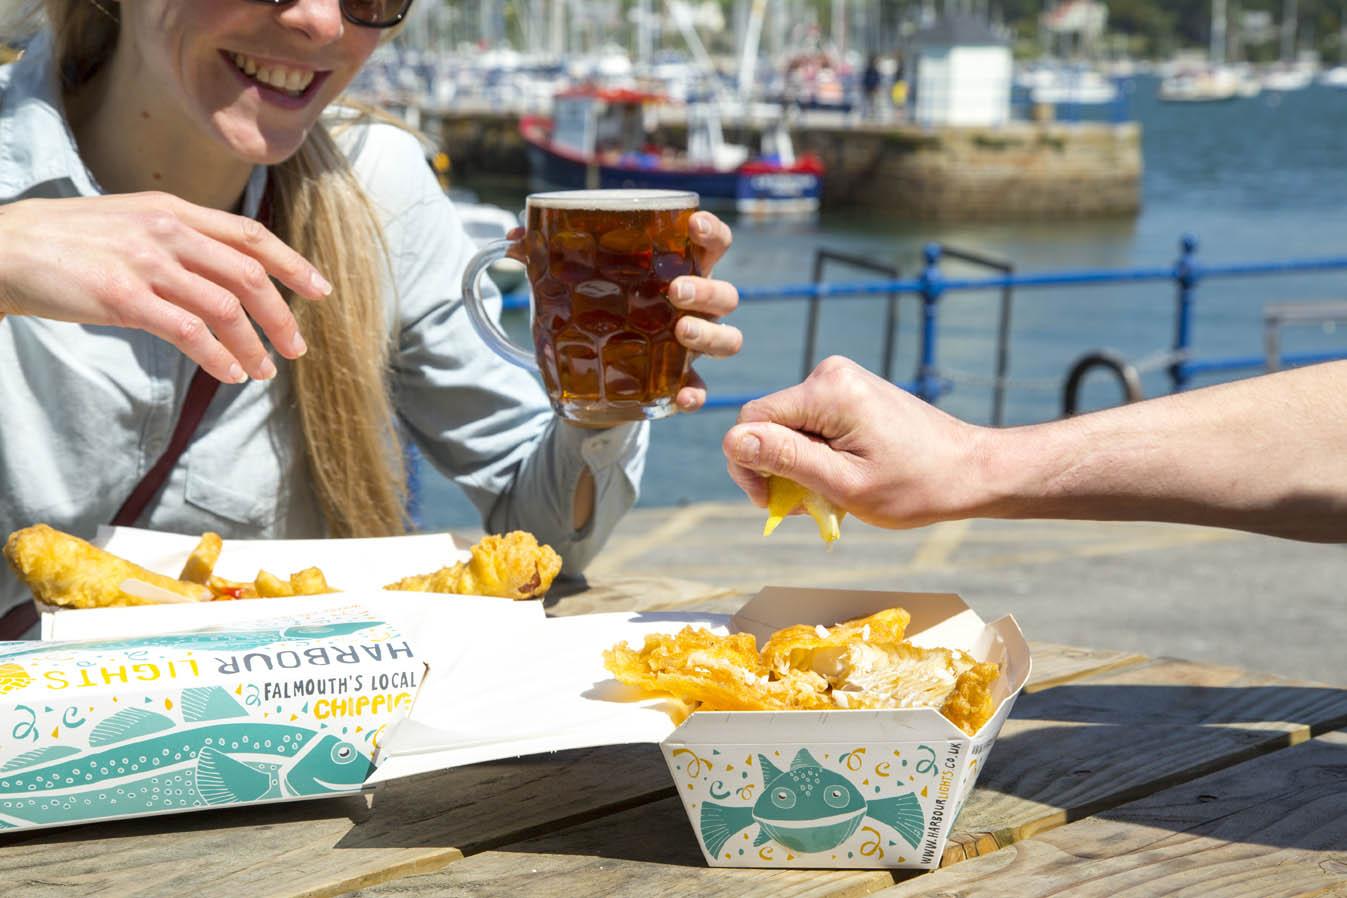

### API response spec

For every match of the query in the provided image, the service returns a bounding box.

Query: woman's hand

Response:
[0,192,332,383]
[670,210,742,412]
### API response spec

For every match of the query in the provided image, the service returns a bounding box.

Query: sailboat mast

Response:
[1211,0,1227,66]
[1281,0,1298,62]
[738,0,768,100]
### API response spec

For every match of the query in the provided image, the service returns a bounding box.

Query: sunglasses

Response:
[246,0,415,29]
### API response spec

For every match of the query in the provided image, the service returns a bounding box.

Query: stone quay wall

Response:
[432,109,1142,221]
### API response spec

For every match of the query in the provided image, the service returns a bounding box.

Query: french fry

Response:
[178,532,222,584]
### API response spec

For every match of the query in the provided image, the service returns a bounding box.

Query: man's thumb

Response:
[727,422,839,491]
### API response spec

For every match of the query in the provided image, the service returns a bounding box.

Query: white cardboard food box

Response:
[0,602,423,831]
[371,586,1031,871]
[0,528,539,833]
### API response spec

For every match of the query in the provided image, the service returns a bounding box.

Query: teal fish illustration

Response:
[0,622,381,660]
[0,685,371,829]
[699,749,925,857]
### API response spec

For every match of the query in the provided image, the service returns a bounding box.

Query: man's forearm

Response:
[972,362,1347,541]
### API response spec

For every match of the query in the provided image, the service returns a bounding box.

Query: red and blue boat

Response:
[520,87,823,216]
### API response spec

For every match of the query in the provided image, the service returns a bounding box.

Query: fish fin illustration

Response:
[867,793,926,848]
[88,708,174,746]
[758,753,784,782]
[753,827,774,847]
[699,802,756,857]
[195,747,272,805]
[281,623,378,641]
[0,745,80,772]
[181,686,248,723]
[790,748,822,771]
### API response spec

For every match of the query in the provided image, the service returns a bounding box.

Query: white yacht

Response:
[1158,67,1241,103]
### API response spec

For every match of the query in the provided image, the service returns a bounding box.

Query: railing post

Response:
[803,252,827,380]
[917,243,944,403]
[1171,233,1200,392]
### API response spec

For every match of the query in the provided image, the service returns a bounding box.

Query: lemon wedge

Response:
[763,475,845,545]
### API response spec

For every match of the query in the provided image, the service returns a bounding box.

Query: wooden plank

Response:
[1021,642,1147,692]
[340,659,1347,898]
[0,744,673,898]
[340,796,908,898]
[877,729,1347,897]
[545,574,743,616]
[0,644,1136,898]
[949,655,1347,861]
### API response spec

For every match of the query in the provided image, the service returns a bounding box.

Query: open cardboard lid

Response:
[42,590,545,643]
[368,589,1031,784]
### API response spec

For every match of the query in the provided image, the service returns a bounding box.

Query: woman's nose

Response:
[275,0,345,44]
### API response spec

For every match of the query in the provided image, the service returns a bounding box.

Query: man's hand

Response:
[722,356,987,530]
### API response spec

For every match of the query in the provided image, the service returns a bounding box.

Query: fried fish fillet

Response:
[759,607,912,678]
[822,642,1001,732]
[603,606,1001,735]
[384,531,562,599]
[603,627,831,711]
[4,524,211,608]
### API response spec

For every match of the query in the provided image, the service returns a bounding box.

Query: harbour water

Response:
[421,78,1347,527]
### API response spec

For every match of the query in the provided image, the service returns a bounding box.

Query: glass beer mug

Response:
[461,189,700,425]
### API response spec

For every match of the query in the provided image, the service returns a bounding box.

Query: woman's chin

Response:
[215,123,310,167]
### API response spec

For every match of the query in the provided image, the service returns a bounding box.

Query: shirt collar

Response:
[0,30,101,199]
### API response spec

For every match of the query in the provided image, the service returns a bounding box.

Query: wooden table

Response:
[1,582,1345,898]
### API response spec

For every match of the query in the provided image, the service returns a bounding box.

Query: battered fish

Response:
[4,524,211,608]
[384,531,562,599]
[603,606,1001,735]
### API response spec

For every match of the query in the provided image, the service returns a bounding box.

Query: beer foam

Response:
[527,189,699,211]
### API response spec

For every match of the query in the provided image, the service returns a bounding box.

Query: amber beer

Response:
[519,190,699,423]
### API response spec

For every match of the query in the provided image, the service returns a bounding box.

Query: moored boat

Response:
[520,87,823,216]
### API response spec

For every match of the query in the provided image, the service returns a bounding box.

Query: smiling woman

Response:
[0,0,746,638]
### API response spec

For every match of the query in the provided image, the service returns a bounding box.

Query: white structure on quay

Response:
[911,15,1012,127]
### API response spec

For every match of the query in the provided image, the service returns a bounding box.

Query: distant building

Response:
[1042,0,1108,56]
[910,15,1012,127]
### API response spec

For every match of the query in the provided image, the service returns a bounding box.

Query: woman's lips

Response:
[221,50,330,110]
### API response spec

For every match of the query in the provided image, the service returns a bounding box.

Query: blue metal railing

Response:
[499,235,1347,413]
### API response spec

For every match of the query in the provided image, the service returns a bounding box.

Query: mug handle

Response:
[461,238,537,372]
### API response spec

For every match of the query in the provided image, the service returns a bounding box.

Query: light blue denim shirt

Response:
[0,34,649,621]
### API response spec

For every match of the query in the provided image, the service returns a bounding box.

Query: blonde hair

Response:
[19,1,408,537]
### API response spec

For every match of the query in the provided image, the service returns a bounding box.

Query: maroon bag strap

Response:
[111,365,221,527]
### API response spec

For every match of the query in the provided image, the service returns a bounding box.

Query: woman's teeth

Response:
[231,53,315,96]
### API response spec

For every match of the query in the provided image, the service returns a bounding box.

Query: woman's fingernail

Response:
[258,357,278,380]
[676,280,695,302]
[693,216,710,237]
[311,272,333,296]
[681,318,702,341]
[737,434,761,465]
[290,333,308,357]
[228,363,246,384]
